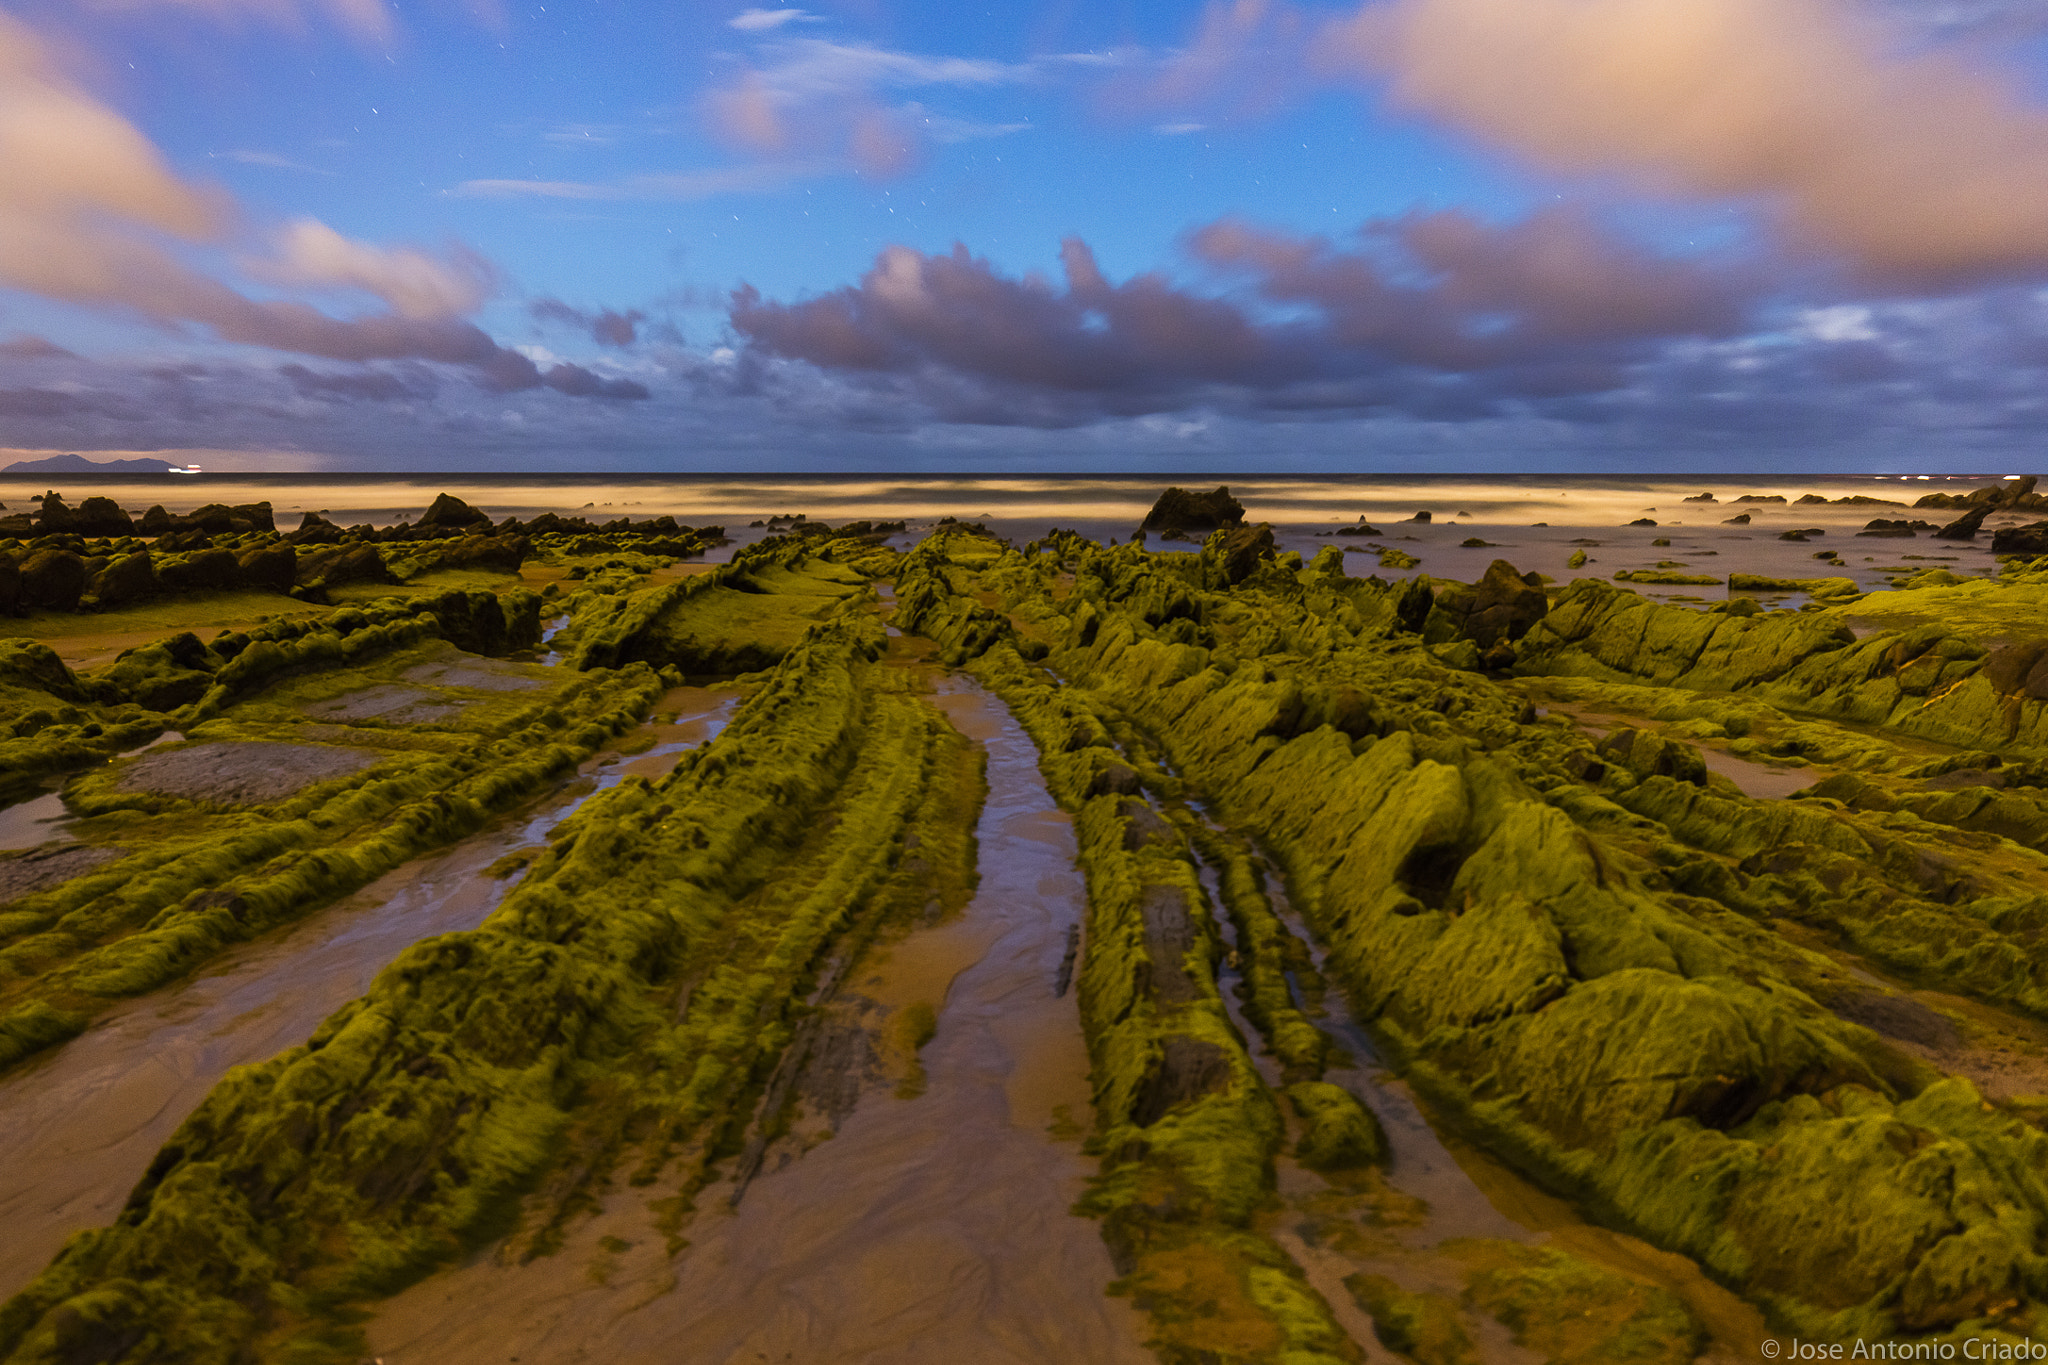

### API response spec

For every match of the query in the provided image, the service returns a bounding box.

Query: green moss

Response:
[1285,1082,1387,1170]
[1346,1275,1477,1364]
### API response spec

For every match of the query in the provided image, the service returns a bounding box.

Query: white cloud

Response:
[452,160,834,201]
[729,7,815,30]
[213,149,334,173]
[1802,304,1880,341]
[1154,121,1206,135]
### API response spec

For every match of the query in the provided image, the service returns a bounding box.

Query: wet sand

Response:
[367,680,1150,1365]
[0,695,736,1301]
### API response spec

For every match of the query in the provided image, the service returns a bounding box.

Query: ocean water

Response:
[2,472,2023,604]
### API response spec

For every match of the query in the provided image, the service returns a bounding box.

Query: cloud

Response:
[728,210,1758,425]
[278,362,438,402]
[1102,0,1317,123]
[538,363,650,400]
[0,13,628,400]
[0,333,77,360]
[452,161,828,200]
[91,0,396,44]
[1336,0,2048,288]
[704,38,1037,175]
[729,7,817,31]
[214,149,334,174]
[531,298,647,346]
[257,219,496,319]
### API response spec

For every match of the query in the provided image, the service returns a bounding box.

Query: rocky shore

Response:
[2,483,2048,1363]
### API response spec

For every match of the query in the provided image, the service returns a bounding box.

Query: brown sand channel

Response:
[368,678,1150,1365]
[0,693,740,1301]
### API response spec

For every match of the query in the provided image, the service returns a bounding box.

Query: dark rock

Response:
[1734,494,1787,503]
[1423,559,1548,649]
[296,543,392,588]
[1121,799,1181,853]
[1934,505,1994,540]
[1140,485,1245,535]
[1138,885,1204,1008]
[1992,521,2048,558]
[1334,522,1383,537]
[1723,514,1752,525]
[1202,523,1276,587]
[32,494,77,535]
[287,512,346,546]
[235,544,296,594]
[1596,726,1707,785]
[1627,517,1658,527]
[1683,492,1717,502]
[19,548,87,611]
[1984,642,2046,694]
[1795,493,1829,505]
[415,589,513,655]
[437,532,531,572]
[160,548,239,592]
[417,493,493,531]
[1859,519,1935,537]
[1460,537,1495,547]
[139,505,174,536]
[1131,1035,1233,1126]
[73,497,134,536]
[0,555,17,614]
[1409,510,1432,523]
[89,552,157,607]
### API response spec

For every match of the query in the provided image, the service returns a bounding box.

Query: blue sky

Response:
[5,0,2048,470]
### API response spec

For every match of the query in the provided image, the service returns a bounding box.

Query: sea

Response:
[0,472,2024,606]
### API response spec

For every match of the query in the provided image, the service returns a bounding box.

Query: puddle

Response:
[0,791,70,852]
[367,678,1150,1365]
[876,581,903,637]
[539,613,570,667]
[0,731,184,853]
[0,707,728,1302]
[1564,708,1823,801]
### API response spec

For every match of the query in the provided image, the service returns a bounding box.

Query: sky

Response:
[6,0,2048,471]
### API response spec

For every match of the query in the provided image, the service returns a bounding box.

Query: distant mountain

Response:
[1,453,178,475]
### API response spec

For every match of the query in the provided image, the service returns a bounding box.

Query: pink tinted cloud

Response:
[1336,0,2048,287]
[704,38,1033,176]
[0,14,624,397]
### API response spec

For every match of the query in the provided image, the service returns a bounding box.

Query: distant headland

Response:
[0,453,191,476]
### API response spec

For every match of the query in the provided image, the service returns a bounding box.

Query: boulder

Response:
[417,492,494,531]
[74,496,134,536]
[1423,559,1549,649]
[159,548,239,592]
[1596,726,1708,784]
[19,548,87,611]
[1140,485,1245,535]
[287,511,346,546]
[296,543,392,588]
[89,552,157,607]
[1201,523,1276,587]
[437,532,531,572]
[1992,521,2048,558]
[235,543,297,593]
[0,554,17,614]
[1723,513,1752,525]
[31,493,77,535]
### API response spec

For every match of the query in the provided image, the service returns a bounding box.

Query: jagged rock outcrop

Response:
[1141,485,1246,536]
